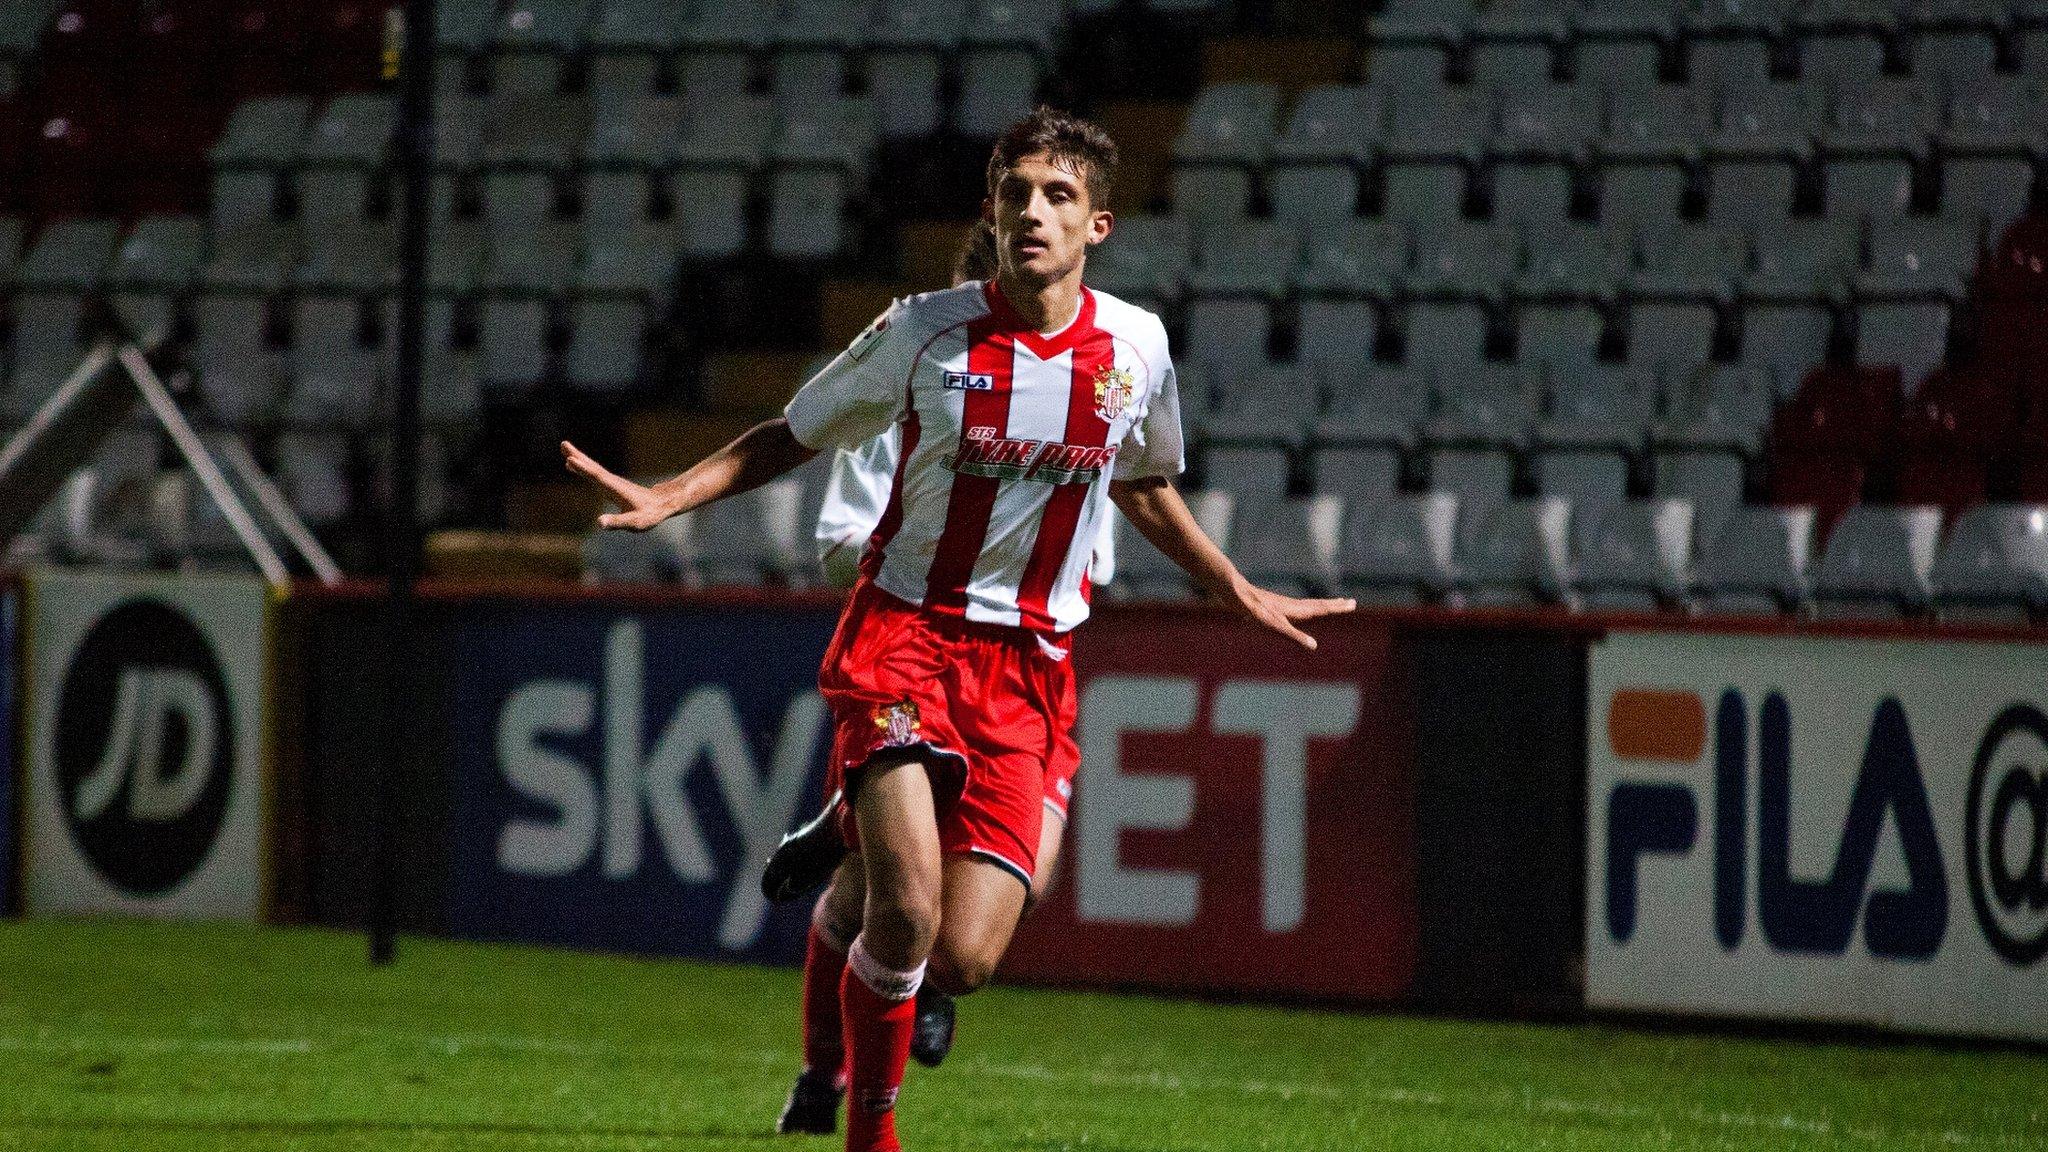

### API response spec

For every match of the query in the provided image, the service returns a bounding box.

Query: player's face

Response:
[987,151,1113,286]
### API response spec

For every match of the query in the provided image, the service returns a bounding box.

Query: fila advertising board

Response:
[23,569,271,919]
[1004,610,1417,1002]
[1588,631,2048,1041]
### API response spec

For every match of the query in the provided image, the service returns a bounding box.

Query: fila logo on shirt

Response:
[944,371,995,391]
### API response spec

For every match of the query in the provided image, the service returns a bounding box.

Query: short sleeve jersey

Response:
[785,280,1181,633]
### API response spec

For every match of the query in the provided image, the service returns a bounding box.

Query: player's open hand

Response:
[560,440,673,531]
[1233,584,1357,651]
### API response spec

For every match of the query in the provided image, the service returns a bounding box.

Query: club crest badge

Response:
[873,699,922,747]
[1093,365,1135,422]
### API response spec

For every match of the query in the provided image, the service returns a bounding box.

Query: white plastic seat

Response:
[1812,503,1942,617]
[767,169,850,259]
[957,49,1040,137]
[1738,302,1832,378]
[1516,304,1608,371]
[1933,504,2048,622]
[287,295,380,429]
[1335,492,1461,603]
[1575,499,1696,609]
[1695,503,1814,614]
[1457,496,1574,605]
[1659,363,1779,454]
[1653,447,1745,543]
[1173,82,1282,167]
[1625,301,1718,372]
[479,295,552,394]
[1404,300,1491,365]
[1086,214,1193,300]
[1854,301,1950,383]
[1227,495,1343,596]
[669,169,752,259]
[1297,299,1380,374]
[1203,445,1292,501]
[1382,163,1471,233]
[1296,218,1409,297]
[1184,298,1272,375]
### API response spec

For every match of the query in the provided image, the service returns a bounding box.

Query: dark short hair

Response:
[985,106,1118,210]
[952,221,998,284]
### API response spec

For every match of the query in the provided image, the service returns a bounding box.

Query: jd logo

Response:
[1607,690,1947,960]
[53,600,233,896]
[1966,706,2048,966]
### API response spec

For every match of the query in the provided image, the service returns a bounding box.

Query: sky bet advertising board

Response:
[1588,631,2048,1041]
[447,605,841,962]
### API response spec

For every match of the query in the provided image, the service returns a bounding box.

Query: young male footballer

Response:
[564,107,1354,1152]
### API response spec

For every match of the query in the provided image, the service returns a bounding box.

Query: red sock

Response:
[841,941,918,1152]
[801,925,850,1082]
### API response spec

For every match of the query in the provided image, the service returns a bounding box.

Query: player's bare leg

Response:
[841,757,942,1152]
[778,855,865,1135]
[927,856,1029,997]
[1029,810,1066,910]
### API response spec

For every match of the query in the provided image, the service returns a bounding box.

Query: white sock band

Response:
[847,935,925,1002]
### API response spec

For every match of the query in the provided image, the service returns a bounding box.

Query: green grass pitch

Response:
[0,919,2040,1151]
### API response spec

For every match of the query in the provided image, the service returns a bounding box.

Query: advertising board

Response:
[446,603,840,961]
[1004,610,1417,1001]
[23,568,270,918]
[1589,631,2048,1040]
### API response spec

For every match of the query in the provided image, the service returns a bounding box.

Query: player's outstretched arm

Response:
[561,418,818,532]
[1109,475,1355,650]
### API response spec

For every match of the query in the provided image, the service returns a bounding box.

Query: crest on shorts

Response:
[873,699,921,747]
[1093,365,1135,422]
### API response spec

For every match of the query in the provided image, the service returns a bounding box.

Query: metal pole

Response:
[372,0,436,966]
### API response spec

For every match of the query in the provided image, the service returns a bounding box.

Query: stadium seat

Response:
[1737,301,1834,379]
[767,169,850,259]
[1226,495,1343,596]
[1940,74,2042,159]
[688,478,807,586]
[1403,300,1491,365]
[587,0,688,104]
[1596,162,1689,231]
[1575,33,1664,93]
[1493,84,1600,161]
[108,214,203,293]
[2,290,89,420]
[1382,163,1471,233]
[15,217,120,289]
[676,98,775,168]
[277,432,352,530]
[1653,446,1746,544]
[1539,365,1655,451]
[1295,219,1409,297]
[1941,158,2035,236]
[1909,28,1998,84]
[479,295,553,395]
[1385,85,1493,165]
[191,293,281,426]
[1515,230,1630,304]
[1660,363,1778,455]
[1173,82,1281,168]
[1624,301,1718,373]
[869,49,944,138]
[1694,502,1816,614]
[1315,366,1430,461]
[1334,491,1461,604]
[1087,214,1193,301]
[583,169,655,227]
[1202,444,1290,499]
[1894,366,2016,518]
[1574,498,1695,610]
[958,49,1041,137]
[1515,304,1608,371]
[1632,224,1749,301]
[564,297,647,395]
[287,295,380,429]
[1297,299,1380,375]
[1185,298,1273,376]
[1799,31,1886,87]
[304,93,396,172]
[585,97,686,169]
[1743,218,1861,301]
[771,48,849,106]
[1812,503,1942,617]
[1189,221,1299,299]
[1456,496,1574,606]
[577,225,678,302]
[1858,218,1976,300]
[1108,489,1234,600]
[1270,86,1379,225]
[1854,301,1951,385]
[668,169,751,259]
[1407,225,1521,300]
[484,221,578,296]
[209,96,310,171]
[1198,365,1318,447]
[1687,36,1774,91]
[1932,503,2048,622]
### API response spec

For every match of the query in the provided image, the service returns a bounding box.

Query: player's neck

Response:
[994,270,1083,336]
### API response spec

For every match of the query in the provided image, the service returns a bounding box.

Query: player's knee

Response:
[813,884,863,948]
[930,941,998,995]
[865,885,941,960]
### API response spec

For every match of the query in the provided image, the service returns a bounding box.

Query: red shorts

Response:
[820,579,1079,887]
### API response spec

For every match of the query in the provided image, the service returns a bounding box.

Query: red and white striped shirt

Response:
[785,280,1183,634]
